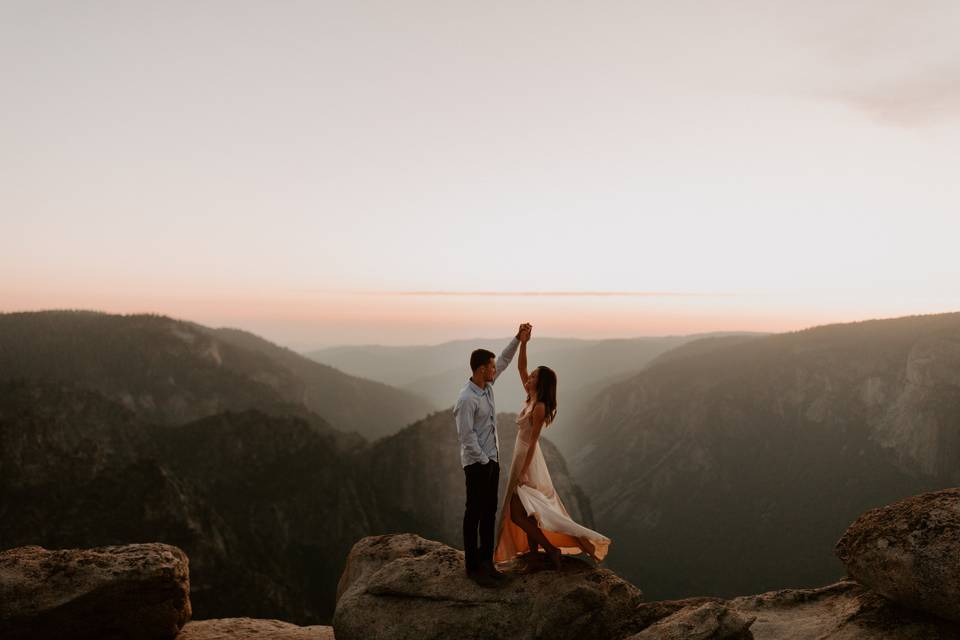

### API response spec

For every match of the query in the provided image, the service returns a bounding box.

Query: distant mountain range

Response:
[307,332,765,454]
[6,308,960,619]
[572,312,960,600]
[0,310,433,440]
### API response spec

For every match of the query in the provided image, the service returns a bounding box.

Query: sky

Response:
[3,1,959,348]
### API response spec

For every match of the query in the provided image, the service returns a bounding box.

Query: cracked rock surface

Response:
[835,488,960,624]
[333,533,643,640]
[334,531,960,640]
[176,618,334,640]
[0,543,190,640]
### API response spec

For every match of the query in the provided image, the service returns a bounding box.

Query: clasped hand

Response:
[517,322,533,343]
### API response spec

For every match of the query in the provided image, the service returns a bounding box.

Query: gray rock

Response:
[728,580,960,640]
[627,601,754,639]
[176,618,334,639]
[333,533,643,640]
[835,488,960,623]
[0,543,191,640]
[625,579,960,639]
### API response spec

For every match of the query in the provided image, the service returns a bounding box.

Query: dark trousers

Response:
[463,459,499,572]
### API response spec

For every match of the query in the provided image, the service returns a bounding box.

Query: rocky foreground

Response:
[333,532,959,640]
[3,489,960,639]
[0,543,334,640]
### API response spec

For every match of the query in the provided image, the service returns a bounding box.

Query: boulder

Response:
[624,580,960,639]
[630,597,726,630]
[727,580,960,640]
[627,601,754,639]
[835,488,960,623]
[0,543,190,640]
[333,534,643,640]
[176,618,335,639]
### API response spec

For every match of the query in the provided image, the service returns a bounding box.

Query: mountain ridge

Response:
[572,310,960,600]
[0,310,433,440]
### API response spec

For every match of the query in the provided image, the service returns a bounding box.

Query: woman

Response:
[493,327,611,570]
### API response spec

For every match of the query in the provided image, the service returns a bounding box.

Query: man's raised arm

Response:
[492,324,528,383]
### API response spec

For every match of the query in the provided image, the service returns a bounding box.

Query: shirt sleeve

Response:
[492,336,520,384]
[454,394,489,465]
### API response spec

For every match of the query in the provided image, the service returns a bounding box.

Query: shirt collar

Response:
[467,379,490,396]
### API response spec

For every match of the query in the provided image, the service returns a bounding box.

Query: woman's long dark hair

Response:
[528,365,558,426]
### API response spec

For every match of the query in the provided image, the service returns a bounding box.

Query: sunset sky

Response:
[3,1,959,348]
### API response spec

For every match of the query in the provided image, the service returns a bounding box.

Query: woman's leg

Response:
[510,493,559,561]
[525,514,541,556]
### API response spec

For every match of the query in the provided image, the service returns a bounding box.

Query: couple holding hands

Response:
[454,323,610,587]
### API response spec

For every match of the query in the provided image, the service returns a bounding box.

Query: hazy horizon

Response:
[4,1,959,346]
[3,306,956,353]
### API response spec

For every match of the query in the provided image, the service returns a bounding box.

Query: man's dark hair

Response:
[470,349,496,372]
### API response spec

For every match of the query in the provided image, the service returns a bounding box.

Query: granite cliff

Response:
[571,312,960,600]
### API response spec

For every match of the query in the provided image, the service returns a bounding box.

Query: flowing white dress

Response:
[493,403,611,565]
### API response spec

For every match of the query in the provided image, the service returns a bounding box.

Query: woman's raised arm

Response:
[517,330,530,386]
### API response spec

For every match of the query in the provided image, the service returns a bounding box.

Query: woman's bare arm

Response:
[518,331,530,386]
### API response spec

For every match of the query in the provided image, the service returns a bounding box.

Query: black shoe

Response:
[466,567,498,588]
[480,560,508,582]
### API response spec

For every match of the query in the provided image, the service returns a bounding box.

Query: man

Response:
[454,323,530,587]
